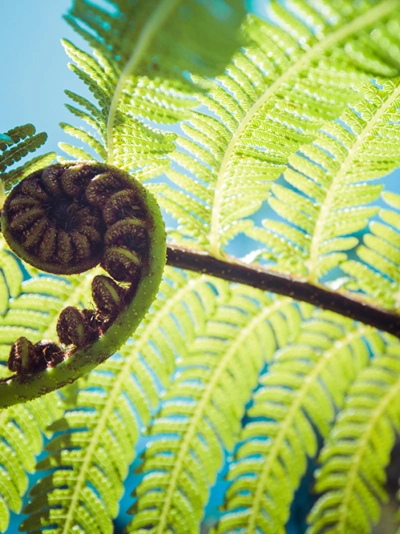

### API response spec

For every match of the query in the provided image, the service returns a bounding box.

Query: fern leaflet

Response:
[247,78,400,283]
[308,342,400,533]
[128,289,301,532]
[21,269,225,533]
[154,0,400,255]
[215,312,384,534]
[342,191,400,310]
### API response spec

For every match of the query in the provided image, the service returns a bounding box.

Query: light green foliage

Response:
[216,312,384,534]
[342,191,400,310]
[19,269,226,533]
[0,124,55,190]
[61,0,245,173]
[248,78,400,282]
[3,0,400,533]
[153,1,400,255]
[308,342,400,533]
[128,290,300,532]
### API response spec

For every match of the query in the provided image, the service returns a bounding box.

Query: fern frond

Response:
[0,124,55,190]
[215,311,384,534]
[128,291,301,533]
[247,78,400,282]
[0,238,23,317]
[21,269,225,534]
[342,191,400,310]
[307,342,400,533]
[154,1,400,255]
[62,0,245,171]
[0,394,61,532]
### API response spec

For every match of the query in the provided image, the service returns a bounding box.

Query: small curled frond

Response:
[308,343,400,534]
[153,1,400,256]
[0,124,55,190]
[0,162,166,408]
[215,311,384,534]
[247,78,400,283]
[342,191,400,311]
[128,289,301,533]
[20,269,226,534]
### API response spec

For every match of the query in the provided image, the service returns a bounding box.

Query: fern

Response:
[153,1,400,255]
[247,78,400,282]
[215,311,383,533]
[308,342,400,533]
[20,269,226,533]
[4,1,400,533]
[342,191,400,311]
[0,124,55,190]
[61,0,245,172]
[128,290,300,532]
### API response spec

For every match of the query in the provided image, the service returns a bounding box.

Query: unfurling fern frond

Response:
[308,342,400,534]
[21,269,225,534]
[0,124,55,190]
[61,0,245,173]
[342,191,400,310]
[247,78,400,283]
[128,289,301,533]
[215,311,384,534]
[153,1,400,255]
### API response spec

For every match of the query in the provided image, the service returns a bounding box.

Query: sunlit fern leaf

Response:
[0,124,55,190]
[307,342,400,534]
[247,78,400,283]
[0,395,62,533]
[154,1,400,256]
[20,269,226,534]
[127,290,301,533]
[342,191,400,310]
[62,0,245,172]
[0,238,23,317]
[214,311,384,534]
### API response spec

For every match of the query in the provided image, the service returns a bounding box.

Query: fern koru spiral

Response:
[0,162,166,407]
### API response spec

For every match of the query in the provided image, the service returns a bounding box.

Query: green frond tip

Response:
[308,343,400,534]
[0,124,54,190]
[215,311,382,534]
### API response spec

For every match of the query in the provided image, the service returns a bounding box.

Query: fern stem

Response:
[106,0,181,164]
[166,245,400,338]
[308,82,400,283]
[208,0,398,257]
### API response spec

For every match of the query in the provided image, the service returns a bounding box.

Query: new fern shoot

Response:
[1,1,400,533]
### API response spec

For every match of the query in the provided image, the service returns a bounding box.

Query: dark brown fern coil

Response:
[2,162,152,375]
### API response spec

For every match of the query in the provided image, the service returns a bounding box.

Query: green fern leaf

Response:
[0,395,62,532]
[247,78,400,282]
[127,290,301,533]
[342,191,400,310]
[0,124,55,190]
[308,342,400,533]
[62,0,245,172]
[155,2,400,255]
[20,269,225,533]
[215,312,384,534]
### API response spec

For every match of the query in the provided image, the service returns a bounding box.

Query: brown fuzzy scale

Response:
[2,162,152,376]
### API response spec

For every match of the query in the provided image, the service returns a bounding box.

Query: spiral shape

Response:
[1,163,165,379]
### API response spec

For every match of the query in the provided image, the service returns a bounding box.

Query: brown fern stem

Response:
[166,244,400,339]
